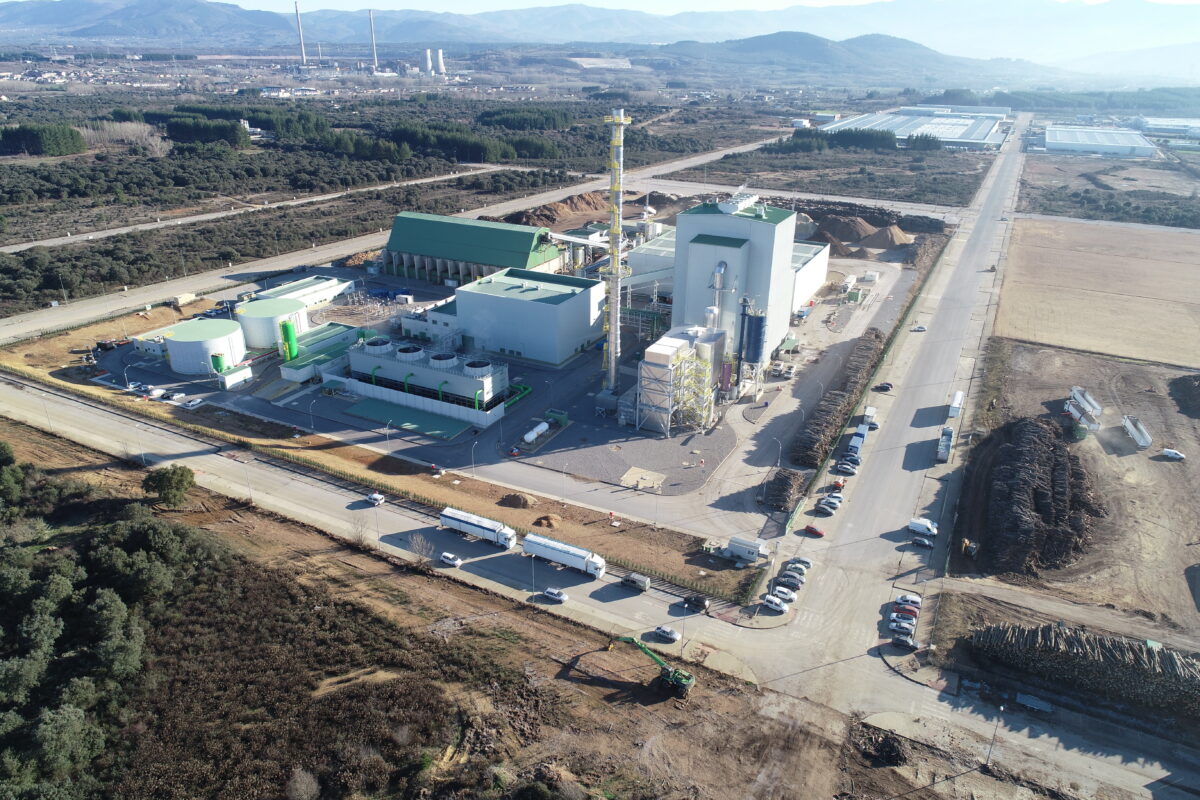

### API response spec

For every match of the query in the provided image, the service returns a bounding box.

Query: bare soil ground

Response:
[995,218,1200,368]
[0,308,753,598]
[1023,155,1200,199]
[959,341,1200,637]
[0,416,1086,800]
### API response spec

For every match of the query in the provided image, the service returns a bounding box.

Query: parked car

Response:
[762,594,790,613]
[770,362,784,377]
[823,492,845,505]
[773,586,798,603]
[440,552,463,568]
[776,575,804,591]
[816,496,840,510]
[890,613,917,625]
[542,587,568,603]
[873,382,894,392]
[779,570,807,585]
[891,636,919,651]
[802,525,825,538]
[813,503,836,516]
[867,420,880,431]
[655,625,681,643]
[896,594,923,608]
[912,325,928,332]
[167,392,186,401]
[841,453,862,466]
[911,537,934,549]
[366,492,386,506]
[787,557,813,571]
[889,621,915,635]
[893,604,921,618]
[182,398,204,409]
[1162,449,1186,461]
[833,462,858,476]
[785,364,797,379]
[684,595,711,612]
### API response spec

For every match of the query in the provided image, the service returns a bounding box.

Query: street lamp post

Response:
[543,379,554,409]
[471,440,478,479]
[770,436,783,468]
[242,460,254,505]
[985,706,1005,767]
[123,365,131,388]
[308,399,318,432]
[561,462,567,504]
[384,419,392,449]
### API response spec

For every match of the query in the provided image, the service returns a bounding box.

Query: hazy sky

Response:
[229,0,1199,10]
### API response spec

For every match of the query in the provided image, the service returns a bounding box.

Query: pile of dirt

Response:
[1168,374,1200,418]
[903,233,944,266]
[500,492,539,509]
[848,247,872,259]
[962,418,1107,576]
[791,328,886,467]
[811,230,852,257]
[764,468,806,512]
[848,722,909,767]
[756,196,947,235]
[971,623,1200,718]
[339,249,381,268]
[818,215,877,242]
[533,514,561,529]
[502,191,609,228]
[857,224,914,249]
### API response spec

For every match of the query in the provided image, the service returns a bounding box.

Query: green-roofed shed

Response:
[384,212,562,284]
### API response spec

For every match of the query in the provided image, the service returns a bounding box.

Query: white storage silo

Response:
[236,298,309,349]
[163,318,247,375]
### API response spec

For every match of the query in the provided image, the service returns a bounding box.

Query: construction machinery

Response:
[608,636,695,697]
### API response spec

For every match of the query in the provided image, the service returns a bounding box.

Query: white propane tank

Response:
[523,421,550,444]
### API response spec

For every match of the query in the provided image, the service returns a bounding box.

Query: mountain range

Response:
[0,0,1195,83]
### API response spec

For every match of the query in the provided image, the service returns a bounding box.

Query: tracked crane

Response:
[608,636,695,697]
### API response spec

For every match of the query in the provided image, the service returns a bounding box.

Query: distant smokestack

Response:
[294,0,307,66]
[436,49,445,75]
[369,10,379,71]
[424,48,432,74]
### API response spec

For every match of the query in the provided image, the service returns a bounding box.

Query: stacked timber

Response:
[971,624,1200,718]
[791,328,886,467]
[764,469,806,512]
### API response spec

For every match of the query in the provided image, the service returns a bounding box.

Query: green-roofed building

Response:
[383,212,563,284]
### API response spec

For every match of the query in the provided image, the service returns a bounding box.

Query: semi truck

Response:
[439,507,516,549]
[522,533,606,578]
[847,433,866,456]
[862,406,878,430]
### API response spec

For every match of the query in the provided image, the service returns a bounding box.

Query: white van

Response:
[366,492,386,506]
[908,518,938,536]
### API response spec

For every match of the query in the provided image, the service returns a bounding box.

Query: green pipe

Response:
[371,365,381,385]
[438,380,448,401]
[504,382,532,408]
[404,372,414,392]
[474,388,483,410]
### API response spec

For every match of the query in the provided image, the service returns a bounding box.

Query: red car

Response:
[804,525,826,538]
[894,604,921,617]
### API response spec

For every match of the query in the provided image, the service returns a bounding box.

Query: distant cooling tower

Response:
[424,48,433,73]
[436,49,446,74]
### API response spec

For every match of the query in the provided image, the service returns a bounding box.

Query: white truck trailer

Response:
[439,507,516,549]
[522,533,606,578]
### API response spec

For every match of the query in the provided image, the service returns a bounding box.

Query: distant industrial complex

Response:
[820,104,1011,149]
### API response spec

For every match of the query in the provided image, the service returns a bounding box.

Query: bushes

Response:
[0,123,86,156]
[477,108,573,130]
[164,117,250,148]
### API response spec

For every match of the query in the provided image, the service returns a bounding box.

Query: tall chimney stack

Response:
[368,10,379,70]
[436,48,445,75]
[294,0,307,66]
[424,48,433,74]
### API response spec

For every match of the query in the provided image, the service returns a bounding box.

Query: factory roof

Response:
[681,201,794,225]
[386,212,560,269]
[1045,126,1156,148]
[236,297,306,317]
[792,241,828,270]
[822,109,1006,146]
[459,267,599,305]
[257,274,348,300]
[284,323,359,370]
[135,317,241,343]
[691,234,748,249]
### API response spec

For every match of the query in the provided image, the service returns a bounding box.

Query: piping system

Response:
[601,107,631,392]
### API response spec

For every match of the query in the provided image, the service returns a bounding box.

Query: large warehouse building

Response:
[382,213,564,285]
[1044,126,1158,157]
[821,106,1008,149]
[1135,117,1200,141]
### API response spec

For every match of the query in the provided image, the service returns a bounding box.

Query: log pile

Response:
[980,418,1105,575]
[971,624,1200,718]
[764,468,806,512]
[791,328,886,467]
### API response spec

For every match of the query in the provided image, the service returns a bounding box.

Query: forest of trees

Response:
[923,86,1200,115]
[164,118,250,148]
[0,124,86,157]
[905,133,944,151]
[476,107,573,130]
[764,127,899,153]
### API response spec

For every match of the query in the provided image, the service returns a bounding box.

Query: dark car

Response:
[842,453,862,466]
[891,636,918,651]
[775,574,804,590]
[873,382,894,392]
[684,595,711,612]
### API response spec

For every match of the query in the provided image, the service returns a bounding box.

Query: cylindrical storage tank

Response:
[396,345,424,362]
[236,298,307,349]
[704,305,720,329]
[280,320,299,361]
[211,353,226,373]
[429,353,458,370]
[523,421,550,443]
[363,336,393,356]
[743,313,767,365]
[463,359,492,378]
[164,318,246,375]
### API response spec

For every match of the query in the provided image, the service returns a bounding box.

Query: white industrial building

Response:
[132,318,249,384]
[253,275,354,309]
[337,338,509,427]
[821,106,1008,149]
[399,268,604,366]
[235,297,309,349]
[1044,126,1158,157]
[1135,117,1200,140]
[628,324,726,436]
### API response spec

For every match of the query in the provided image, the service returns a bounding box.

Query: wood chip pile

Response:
[790,328,886,467]
[971,624,1200,718]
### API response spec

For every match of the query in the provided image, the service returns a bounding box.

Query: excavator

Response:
[608,636,696,698]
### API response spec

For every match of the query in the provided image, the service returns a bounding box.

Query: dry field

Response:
[1022,155,1200,199]
[995,218,1200,367]
[982,342,1200,636]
